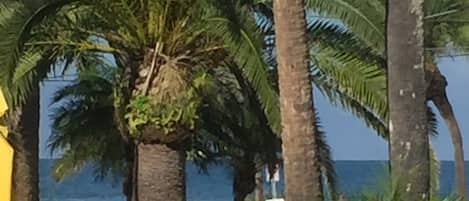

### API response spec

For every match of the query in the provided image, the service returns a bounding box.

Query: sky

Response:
[38,57,469,160]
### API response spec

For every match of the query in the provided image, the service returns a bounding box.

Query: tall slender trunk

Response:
[8,83,40,201]
[273,0,323,200]
[123,163,133,201]
[131,143,139,201]
[254,169,265,201]
[123,143,137,201]
[137,143,186,201]
[233,159,256,201]
[433,95,466,199]
[425,62,466,200]
[387,0,430,200]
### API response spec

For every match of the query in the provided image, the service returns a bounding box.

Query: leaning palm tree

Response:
[423,1,469,197]
[273,0,324,200]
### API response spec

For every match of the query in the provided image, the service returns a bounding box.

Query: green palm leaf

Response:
[0,0,76,106]
[203,0,281,134]
[49,69,128,181]
[305,0,385,52]
[314,111,337,199]
[312,45,387,122]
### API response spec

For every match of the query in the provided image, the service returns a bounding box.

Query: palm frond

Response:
[203,0,281,134]
[0,2,34,106]
[428,106,439,137]
[311,45,388,137]
[305,20,385,67]
[3,50,49,107]
[195,65,281,175]
[256,6,389,137]
[314,110,337,200]
[51,72,113,105]
[0,0,77,107]
[314,71,388,138]
[305,0,385,52]
[49,100,127,181]
[424,0,469,53]
[313,48,387,114]
[49,67,127,181]
[51,150,90,181]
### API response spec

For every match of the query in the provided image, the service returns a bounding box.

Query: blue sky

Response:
[38,57,469,160]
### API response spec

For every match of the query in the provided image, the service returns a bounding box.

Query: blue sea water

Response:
[39,160,466,201]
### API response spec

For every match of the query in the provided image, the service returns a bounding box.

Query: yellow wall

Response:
[0,137,12,201]
[0,89,11,201]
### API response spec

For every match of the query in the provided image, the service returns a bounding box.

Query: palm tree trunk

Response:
[433,95,466,199]
[387,0,430,200]
[233,159,256,201]
[254,169,265,201]
[137,142,186,201]
[273,0,323,200]
[123,166,133,201]
[123,143,137,201]
[8,84,40,201]
[425,62,466,200]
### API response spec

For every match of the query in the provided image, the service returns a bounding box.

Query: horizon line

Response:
[37,158,465,162]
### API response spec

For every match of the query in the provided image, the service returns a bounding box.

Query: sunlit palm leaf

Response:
[312,46,387,122]
[305,0,385,52]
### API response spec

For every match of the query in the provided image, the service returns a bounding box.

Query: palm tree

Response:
[255,1,388,140]
[423,2,469,197]
[0,1,92,200]
[6,86,40,201]
[387,1,429,201]
[0,2,59,200]
[3,1,401,201]
[196,66,280,201]
[273,0,323,200]
[262,0,438,198]
[304,0,469,198]
[197,65,332,201]
[48,56,339,201]
[2,0,396,198]
[48,64,284,201]
[0,0,282,200]
[48,67,132,199]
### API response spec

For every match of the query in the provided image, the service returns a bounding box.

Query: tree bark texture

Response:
[387,0,430,200]
[137,143,186,201]
[8,83,40,201]
[426,64,466,200]
[233,159,256,201]
[273,0,323,200]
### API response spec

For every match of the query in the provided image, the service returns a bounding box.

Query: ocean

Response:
[39,160,465,201]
